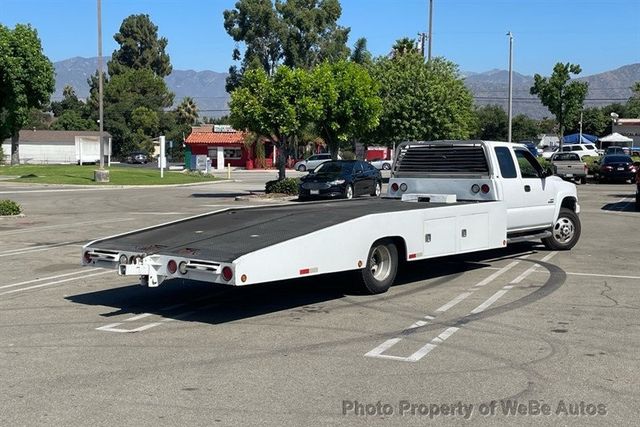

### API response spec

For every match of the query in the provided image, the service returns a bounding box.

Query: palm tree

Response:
[176,96,199,125]
[391,38,417,58]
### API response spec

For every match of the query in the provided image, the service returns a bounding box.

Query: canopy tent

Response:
[562,133,598,144]
[598,132,633,143]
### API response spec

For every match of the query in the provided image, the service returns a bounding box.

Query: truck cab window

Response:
[494,147,517,178]
[514,149,543,178]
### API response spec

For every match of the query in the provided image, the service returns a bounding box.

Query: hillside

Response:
[54,57,640,119]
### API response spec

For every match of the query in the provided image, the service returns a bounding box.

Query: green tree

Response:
[276,0,350,69]
[51,85,85,117]
[567,107,607,136]
[472,105,508,141]
[224,0,285,91]
[223,0,350,90]
[530,63,588,148]
[24,108,53,130]
[538,117,557,134]
[512,114,541,142]
[229,66,322,179]
[313,61,381,159]
[51,111,97,131]
[108,14,172,78]
[350,37,372,66]
[369,54,475,146]
[0,24,55,164]
[102,69,173,156]
[627,82,640,118]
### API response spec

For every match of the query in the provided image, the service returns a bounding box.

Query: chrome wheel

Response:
[375,182,381,197]
[345,185,353,199]
[552,216,575,244]
[370,245,392,282]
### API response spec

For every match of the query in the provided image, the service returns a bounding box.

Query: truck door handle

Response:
[524,185,531,192]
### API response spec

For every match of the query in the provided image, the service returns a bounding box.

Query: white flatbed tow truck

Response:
[82,140,581,294]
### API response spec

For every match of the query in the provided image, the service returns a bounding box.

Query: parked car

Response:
[125,152,149,164]
[550,152,587,184]
[298,160,382,200]
[559,143,599,159]
[293,153,337,172]
[519,141,541,157]
[594,155,637,183]
[368,158,392,170]
[541,147,559,160]
[605,146,627,155]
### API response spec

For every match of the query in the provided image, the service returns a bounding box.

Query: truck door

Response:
[513,148,557,229]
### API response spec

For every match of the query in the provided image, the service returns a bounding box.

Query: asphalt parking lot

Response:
[1,177,639,426]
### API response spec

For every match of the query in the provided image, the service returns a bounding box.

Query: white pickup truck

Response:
[82,140,580,294]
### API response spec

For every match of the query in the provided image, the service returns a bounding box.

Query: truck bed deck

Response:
[92,198,470,262]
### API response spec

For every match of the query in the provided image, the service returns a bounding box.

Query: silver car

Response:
[294,153,333,172]
[368,158,393,170]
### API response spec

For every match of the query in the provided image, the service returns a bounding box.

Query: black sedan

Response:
[125,152,149,164]
[595,155,637,183]
[298,160,382,200]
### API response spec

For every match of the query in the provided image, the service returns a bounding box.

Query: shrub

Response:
[537,158,552,175]
[265,178,300,195]
[0,199,21,216]
[583,156,601,175]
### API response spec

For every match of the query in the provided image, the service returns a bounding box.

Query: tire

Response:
[542,208,581,250]
[358,239,398,294]
[297,164,307,172]
[344,184,354,200]
[382,163,391,170]
[370,181,382,197]
[580,176,587,185]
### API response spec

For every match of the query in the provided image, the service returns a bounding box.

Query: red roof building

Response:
[184,125,250,169]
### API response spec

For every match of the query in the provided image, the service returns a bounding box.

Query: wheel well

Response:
[561,197,577,212]
[376,236,407,262]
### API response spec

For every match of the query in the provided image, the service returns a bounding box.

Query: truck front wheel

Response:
[542,208,581,250]
[358,239,398,294]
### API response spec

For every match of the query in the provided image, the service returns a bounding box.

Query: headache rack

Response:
[393,140,491,178]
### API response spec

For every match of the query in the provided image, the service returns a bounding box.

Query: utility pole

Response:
[95,0,109,182]
[418,32,426,58]
[507,31,514,143]
[427,0,434,61]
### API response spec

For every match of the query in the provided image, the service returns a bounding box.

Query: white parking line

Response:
[0,241,75,257]
[0,271,111,296]
[0,268,103,290]
[365,252,557,362]
[2,218,133,236]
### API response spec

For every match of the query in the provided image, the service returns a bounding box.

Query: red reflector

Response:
[221,266,233,281]
[83,251,92,263]
[408,253,417,259]
[481,184,490,194]
[167,260,177,274]
[391,183,399,192]
[299,268,310,275]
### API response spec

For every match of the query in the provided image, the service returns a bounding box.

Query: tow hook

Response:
[119,257,166,287]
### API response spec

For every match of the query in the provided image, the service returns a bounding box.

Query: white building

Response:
[1,130,111,164]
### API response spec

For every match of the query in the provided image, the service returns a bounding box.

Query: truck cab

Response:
[388,140,580,249]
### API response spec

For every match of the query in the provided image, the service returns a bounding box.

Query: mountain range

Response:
[53,57,640,119]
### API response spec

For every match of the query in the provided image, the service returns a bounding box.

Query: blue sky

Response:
[1,0,638,76]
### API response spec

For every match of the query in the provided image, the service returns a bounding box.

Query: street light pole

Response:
[94,0,109,182]
[427,0,434,61]
[507,31,514,143]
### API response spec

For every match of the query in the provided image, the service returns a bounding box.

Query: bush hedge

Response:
[0,199,21,216]
[265,178,300,195]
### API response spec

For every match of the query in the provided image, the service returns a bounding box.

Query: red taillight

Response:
[167,260,177,274]
[391,183,399,192]
[481,184,490,194]
[221,266,233,281]
[83,251,92,264]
